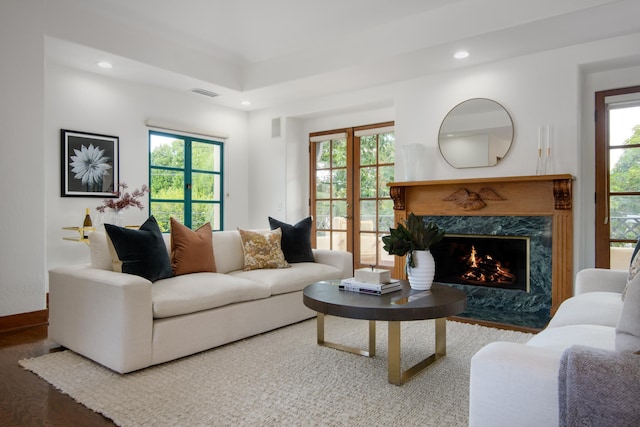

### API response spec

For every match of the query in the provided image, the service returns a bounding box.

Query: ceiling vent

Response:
[191,88,220,98]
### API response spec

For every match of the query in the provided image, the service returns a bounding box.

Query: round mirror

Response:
[438,98,514,168]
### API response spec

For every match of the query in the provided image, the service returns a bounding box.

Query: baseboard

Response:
[0,294,49,333]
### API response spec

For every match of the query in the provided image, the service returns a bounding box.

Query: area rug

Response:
[20,318,533,426]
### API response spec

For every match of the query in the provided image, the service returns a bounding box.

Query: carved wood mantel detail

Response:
[388,174,575,316]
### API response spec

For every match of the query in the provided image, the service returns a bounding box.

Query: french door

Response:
[310,122,395,270]
[595,86,640,268]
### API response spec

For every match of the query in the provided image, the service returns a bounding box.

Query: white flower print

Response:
[69,143,111,186]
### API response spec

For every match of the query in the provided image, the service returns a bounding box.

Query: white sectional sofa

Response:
[469,267,638,426]
[49,228,352,374]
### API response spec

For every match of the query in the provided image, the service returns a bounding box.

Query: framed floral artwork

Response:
[61,129,119,197]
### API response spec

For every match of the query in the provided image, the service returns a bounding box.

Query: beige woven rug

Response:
[20,317,532,426]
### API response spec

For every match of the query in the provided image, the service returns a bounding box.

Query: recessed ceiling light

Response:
[454,51,469,59]
[97,61,113,69]
[241,100,251,106]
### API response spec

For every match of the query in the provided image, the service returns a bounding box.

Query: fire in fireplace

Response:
[432,234,530,291]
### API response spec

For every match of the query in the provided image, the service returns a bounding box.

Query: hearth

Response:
[433,235,529,292]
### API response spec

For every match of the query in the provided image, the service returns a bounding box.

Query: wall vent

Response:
[191,88,220,98]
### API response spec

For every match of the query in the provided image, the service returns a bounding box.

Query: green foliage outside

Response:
[150,134,222,232]
[610,124,640,242]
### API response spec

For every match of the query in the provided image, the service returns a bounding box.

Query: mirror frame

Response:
[438,98,514,169]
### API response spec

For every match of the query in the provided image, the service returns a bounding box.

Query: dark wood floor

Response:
[0,326,114,426]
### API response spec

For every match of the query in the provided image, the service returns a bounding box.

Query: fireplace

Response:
[433,234,529,292]
[388,175,574,329]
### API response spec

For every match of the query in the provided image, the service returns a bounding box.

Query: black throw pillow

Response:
[268,216,315,263]
[105,215,173,282]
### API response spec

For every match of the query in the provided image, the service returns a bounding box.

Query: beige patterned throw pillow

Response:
[238,228,290,271]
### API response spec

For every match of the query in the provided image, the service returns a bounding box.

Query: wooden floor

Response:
[0,326,114,426]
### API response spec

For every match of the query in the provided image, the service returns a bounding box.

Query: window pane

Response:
[191,202,220,230]
[378,233,394,267]
[316,141,330,169]
[331,139,347,168]
[192,141,218,171]
[316,201,330,230]
[192,172,215,200]
[360,167,376,198]
[378,165,394,198]
[360,232,377,265]
[151,201,183,232]
[332,201,347,230]
[360,200,376,229]
[379,132,395,164]
[150,135,184,168]
[150,169,184,199]
[316,170,330,198]
[610,147,640,192]
[316,231,330,250]
[378,199,394,231]
[360,135,377,166]
[331,169,347,198]
[610,196,640,240]
[332,231,347,251]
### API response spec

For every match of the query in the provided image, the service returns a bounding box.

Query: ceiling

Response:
[47,0,640,111]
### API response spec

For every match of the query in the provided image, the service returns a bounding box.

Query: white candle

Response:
[538,126,542,150]
[546,124,551,151]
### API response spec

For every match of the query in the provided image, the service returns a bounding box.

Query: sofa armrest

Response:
[312,249,353,279]
[470,342,563,427]
[48,264,153,373]
[575,268,628,295]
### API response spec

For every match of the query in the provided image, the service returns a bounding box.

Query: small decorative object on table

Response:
[382,213,445,290]
[96,183,149,227]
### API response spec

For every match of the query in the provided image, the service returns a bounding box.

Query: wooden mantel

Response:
[389,174,574,315]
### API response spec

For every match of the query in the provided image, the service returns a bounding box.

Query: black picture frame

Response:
[61,129,119,197]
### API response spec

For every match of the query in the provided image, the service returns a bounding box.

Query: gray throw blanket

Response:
[559,345,640,427]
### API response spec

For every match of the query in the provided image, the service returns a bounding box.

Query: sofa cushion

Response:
[105,216,173,282]
[151,273,270,318]
[238,228,290,271]
[170,218,216,275]
[229,262,343,295]
[547,292,623,329]
[527,324,616,352]
[268,216,315,263]
[616,274,640,353]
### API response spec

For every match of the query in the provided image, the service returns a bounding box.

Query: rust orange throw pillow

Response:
[170,218,216,275]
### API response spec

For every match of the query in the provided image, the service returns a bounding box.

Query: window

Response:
[149,130,223,232]
[595,86,640,268]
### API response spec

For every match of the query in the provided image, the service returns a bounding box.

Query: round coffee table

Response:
[303,280,467,385]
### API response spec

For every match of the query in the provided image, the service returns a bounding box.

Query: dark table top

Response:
[303,280,467,322]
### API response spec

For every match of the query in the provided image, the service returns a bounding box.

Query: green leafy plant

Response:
[382,213,445,267]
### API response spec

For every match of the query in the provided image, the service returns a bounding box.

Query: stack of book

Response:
[339,277,402,295]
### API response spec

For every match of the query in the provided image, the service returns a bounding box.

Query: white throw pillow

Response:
[88,231,113,271]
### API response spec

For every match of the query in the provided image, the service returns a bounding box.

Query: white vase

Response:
[407,250,436,290]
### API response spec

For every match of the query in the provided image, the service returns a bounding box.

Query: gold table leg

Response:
[316,313,376,357]
[388,318,446,385]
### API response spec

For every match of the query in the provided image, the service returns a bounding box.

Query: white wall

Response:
[0,0,46,316]
[45,63,250,273]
